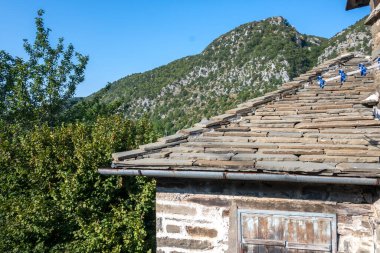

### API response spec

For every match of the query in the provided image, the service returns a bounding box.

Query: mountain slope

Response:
[69,16,371,135]
[70,17,325,133]
[318,16,371,64]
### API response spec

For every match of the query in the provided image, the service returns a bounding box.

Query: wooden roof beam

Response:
[346,0,370,10]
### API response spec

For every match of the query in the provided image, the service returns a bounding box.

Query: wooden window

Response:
[238,210,337,253]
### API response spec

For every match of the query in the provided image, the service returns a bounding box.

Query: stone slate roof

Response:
[109,53,380,179]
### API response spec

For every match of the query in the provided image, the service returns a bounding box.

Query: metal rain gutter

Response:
[98,168,380,186]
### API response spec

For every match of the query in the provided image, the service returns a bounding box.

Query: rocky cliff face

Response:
[71,15,371,135]
[318,16,371,64]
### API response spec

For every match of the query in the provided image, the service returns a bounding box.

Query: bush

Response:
[0,116,157,252]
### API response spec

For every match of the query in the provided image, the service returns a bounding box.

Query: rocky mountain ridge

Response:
[318,17,371,64]
[69,16,371,134]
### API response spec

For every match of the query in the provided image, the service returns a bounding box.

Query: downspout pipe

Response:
[98,168,380,186]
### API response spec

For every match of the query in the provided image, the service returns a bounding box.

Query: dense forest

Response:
[0,11,157,252]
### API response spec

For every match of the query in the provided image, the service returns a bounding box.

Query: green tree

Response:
[0,10,89,127]
[0,51,15,116]
[0,116,158,252]
[0,8,159,253]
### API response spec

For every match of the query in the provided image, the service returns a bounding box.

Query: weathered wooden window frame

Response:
[237,209,337,253]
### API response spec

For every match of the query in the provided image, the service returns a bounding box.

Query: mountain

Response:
[317,16,371,64]
[68,16,371,134]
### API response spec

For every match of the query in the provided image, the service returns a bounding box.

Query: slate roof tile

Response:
[109,53,380,178]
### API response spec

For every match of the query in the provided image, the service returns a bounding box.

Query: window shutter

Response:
[238,210,337,253]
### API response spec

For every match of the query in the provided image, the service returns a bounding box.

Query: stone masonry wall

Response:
[156,179,380,253]
[156,193,229,253]
[371,18,380,93]
[371,18,380,56]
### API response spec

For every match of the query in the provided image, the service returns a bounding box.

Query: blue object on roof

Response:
[339,69,346,83]
[359,63,367,76]
[317,75,325,89]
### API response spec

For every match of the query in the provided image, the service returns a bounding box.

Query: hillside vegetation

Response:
[318,16,371,64]
[70,16,371,135]
[68,17,324,133]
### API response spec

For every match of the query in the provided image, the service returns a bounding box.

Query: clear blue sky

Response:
[0,0,370,97]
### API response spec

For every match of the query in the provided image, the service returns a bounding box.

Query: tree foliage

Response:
[0,116,158,252]
[0,10,89,127]
[0,10,158,252]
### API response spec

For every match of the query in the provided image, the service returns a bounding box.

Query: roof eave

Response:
[346,0,370,10]
[98,168,380,186]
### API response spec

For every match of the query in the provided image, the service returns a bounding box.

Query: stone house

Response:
[101,53,380,252]
[99,2,380,252]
